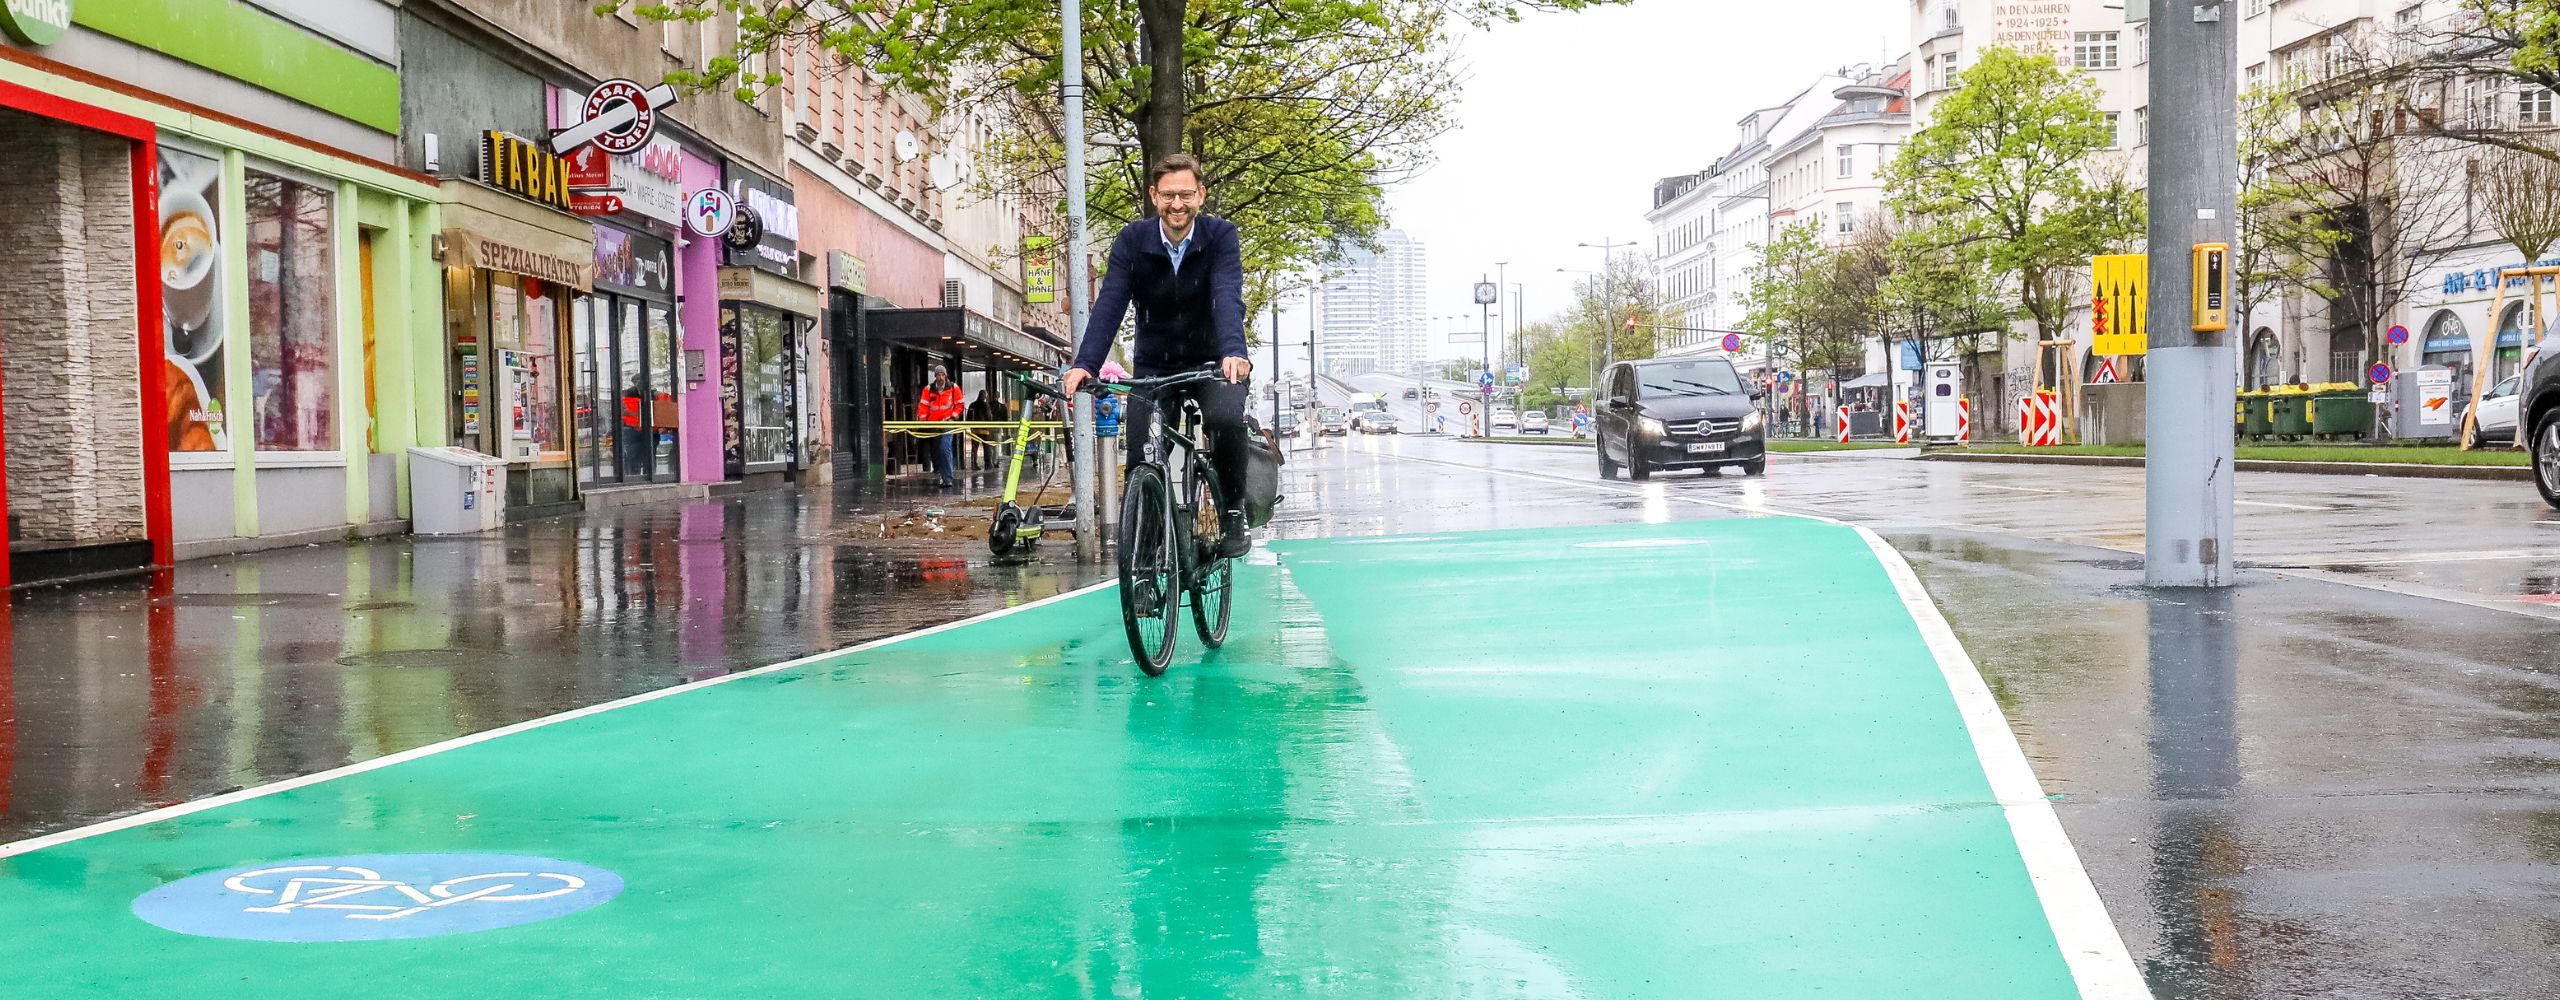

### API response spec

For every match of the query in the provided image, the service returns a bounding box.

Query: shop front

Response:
[577,225,680,486]
[866,306,1069,475]
[718,267,822,483]
[437,131,595,509]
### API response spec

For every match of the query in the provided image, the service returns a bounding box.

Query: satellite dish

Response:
[929,155,958,190]
[894,131,921,162]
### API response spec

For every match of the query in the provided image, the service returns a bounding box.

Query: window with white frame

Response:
[2247,0,2268,16]
[1837,145,1854,178]
[1836,203,1856,234]
[2135,24,2149,64]
[2522,87,2556,127]
[2074,32,2119,70]
[1934,55,1957,90]
[2102,112,2121,147]
[2136,107,2149,146]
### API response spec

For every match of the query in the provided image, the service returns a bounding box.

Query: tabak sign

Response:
[551,88,684,224]
[0,0,71,47]
[479,131,574,213]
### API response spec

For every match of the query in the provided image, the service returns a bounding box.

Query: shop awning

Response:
[717,267,824,316]
[870,307,1069,370]
[437,179,595,293]
[1843,372,1891,389]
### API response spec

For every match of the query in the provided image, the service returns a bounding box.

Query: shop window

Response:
[741,307,794,468]
[245,169,337,452]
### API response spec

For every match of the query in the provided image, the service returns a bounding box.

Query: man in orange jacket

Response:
[917,364,966,487]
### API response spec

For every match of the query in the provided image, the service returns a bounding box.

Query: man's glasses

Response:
[1155,189,1201,203]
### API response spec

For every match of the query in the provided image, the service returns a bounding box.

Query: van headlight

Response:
[1637,416,1666,437]
[1740,410,1763,434]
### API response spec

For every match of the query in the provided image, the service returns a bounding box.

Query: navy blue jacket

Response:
[1072,215,1246,373]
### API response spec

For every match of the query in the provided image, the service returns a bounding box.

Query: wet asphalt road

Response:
[5,428,2558,998]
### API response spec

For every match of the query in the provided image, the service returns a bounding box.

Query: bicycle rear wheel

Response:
[1185,457,1232,648]
[1118,462,1181,675]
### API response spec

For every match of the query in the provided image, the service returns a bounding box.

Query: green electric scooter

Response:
[989,374,1068,560]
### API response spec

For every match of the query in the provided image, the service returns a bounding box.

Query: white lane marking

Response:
[0,581,1120,861]
[1851,527,2149,999]
[2234,499,2329,511]
[1384,450,2148,998]
[2250,548,2558,567]
[1976,484,2068,494]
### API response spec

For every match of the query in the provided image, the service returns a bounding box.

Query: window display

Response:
[245,169,336,452]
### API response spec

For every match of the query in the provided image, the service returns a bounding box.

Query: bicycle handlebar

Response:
[1095,364,1226,398]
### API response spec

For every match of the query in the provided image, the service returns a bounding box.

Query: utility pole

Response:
[1475,275,1499,437]
[2143,0,2237,587]
[1062,0,1099,564]
[1495,261,1509,374]
[1269,300,1282,434]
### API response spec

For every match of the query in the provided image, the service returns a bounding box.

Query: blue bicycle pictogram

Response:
[133,854,623,942]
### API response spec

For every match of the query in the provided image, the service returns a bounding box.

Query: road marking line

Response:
[2235,499,2329,511]
[2253,548,2556,567]
[1384,450,2148,998]
[1976,484,2068,494]
[0,581,1120,862]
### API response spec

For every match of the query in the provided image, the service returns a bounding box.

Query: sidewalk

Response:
[0,469,1105,846]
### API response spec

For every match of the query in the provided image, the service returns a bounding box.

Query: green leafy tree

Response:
[608,0,1621,314]
[1874,215,2007,379]
[1880,46,2144,354]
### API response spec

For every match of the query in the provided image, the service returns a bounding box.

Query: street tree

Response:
[1879,46,2144,365]
[2234,80,2336,385]
[2250,55,2470,415]
[607,0,1620,314]
[1869,215,2006,386]
[2461,147,2560,442]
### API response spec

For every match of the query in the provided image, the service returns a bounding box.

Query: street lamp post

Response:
[1061,0,1099,563]
[1578,239,1639,374]
[2144,1,2238,587]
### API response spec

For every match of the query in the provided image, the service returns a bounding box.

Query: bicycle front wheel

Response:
[1185,457,1232,649]
[1118,462,1181,675]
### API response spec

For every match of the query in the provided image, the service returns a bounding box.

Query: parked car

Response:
[1491,407,1518,431]
[1354,411,1399,434]
[1317,407,1352,436]
[2528,347,2560,508]
[2472,376,2521,449]
[1594,356,1769,478]
[1351,399,1384,414]
[1518,410,1551,434]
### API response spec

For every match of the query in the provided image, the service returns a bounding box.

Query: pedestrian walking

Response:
[966,388,999,469]
[917,365,965,488]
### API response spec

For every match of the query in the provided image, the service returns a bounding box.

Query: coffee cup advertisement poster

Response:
[160,145,227,453]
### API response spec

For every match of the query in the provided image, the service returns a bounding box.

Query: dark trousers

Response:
[931,432,956,481]
[1123,370,1249,514]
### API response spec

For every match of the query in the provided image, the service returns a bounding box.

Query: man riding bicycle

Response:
[1063,154,1254,557]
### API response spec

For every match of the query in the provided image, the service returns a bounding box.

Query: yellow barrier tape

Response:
[883,422,1067,448]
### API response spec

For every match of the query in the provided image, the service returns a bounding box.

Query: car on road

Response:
[2472,376,2521,449]
[2528,345,2560,507]
[1403,387,1419,399]
[1594,356,1769,478]
[1518,410,1551,434]
[1317,407,1351,436]
[1350,400,1384,416]
[1491,408,1518,431]
[1354,411,1399,434]
[1276,411,1303,438]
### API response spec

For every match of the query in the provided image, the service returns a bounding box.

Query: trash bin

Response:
[2242,393,2273,439]
[407,446,507,534]
[2309,391,2372,439]
[2271,394,2313,439]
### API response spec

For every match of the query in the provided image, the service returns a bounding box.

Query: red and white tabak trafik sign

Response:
[550,87,684,224]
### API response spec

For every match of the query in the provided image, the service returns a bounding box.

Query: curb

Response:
[1917,450,2534,481]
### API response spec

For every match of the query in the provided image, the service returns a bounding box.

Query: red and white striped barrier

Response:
[1956,399,1971,445]
[1836,404,1852,444]
[2018,391,2063,447]
[1893,400,1911,445]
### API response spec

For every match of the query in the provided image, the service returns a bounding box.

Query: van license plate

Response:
[1686,442,1725,455]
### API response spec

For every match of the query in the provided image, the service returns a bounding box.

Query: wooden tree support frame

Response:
[2037,338,2084,443]
[2460,265,2559,451]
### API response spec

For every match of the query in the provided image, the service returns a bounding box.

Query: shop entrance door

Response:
[580,295,679,486]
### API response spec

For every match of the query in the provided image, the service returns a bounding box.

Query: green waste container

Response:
[2308,392,2372,439]
[2271,395,2313,438]
[2242,395,2274,438]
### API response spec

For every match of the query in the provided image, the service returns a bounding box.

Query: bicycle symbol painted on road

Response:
[134,854,623,942]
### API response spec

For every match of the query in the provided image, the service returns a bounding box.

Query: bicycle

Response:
[1087,365,1237,676]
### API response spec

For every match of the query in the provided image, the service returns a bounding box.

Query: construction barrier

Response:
[1957,399,1971,445]
[1836,404,1852,444]
[1893,400,1911,445]
[2017,391,2063,447]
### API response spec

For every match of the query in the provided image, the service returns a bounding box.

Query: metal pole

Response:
[2144,0,2237,587]
[1480,280,1493,437]
[1599,240,1615,374]
[1269,300,1282,433]
[1063,0,1100,564]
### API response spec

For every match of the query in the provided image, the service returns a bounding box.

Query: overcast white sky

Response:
[1269,0,1908,377]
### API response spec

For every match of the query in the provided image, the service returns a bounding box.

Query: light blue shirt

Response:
[1160,220,1195,271]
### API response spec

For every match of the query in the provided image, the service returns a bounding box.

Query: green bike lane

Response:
[0,517,2142,998]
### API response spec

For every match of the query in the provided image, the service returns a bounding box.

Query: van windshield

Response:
[1634,361,1743,399]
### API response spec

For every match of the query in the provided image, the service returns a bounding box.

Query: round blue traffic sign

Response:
[1721,333,1743,353]
[1477,371,1495,388]
[2369,362,2394,385]
[133,854,623,942]
[2386,324,2410,345]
